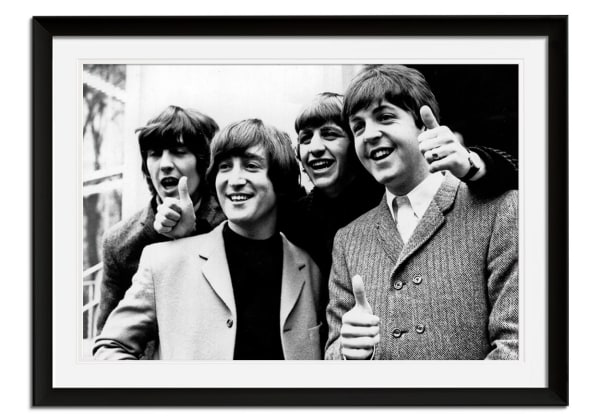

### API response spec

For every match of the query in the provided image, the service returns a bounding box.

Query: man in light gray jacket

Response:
[95,119,322,360]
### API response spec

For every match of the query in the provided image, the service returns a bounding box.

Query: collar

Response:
[385,171,444,220]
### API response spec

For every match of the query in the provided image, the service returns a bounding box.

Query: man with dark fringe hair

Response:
[96,105,225,336]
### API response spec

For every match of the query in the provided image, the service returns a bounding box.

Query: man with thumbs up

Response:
[325,65,518,360]
[94,119,322,360]
[97,105,225,335]
[338,275,381,359]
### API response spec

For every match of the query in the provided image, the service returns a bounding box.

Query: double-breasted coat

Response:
[325,174,518,360]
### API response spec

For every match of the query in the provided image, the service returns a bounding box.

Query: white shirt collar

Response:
[385,171,445,221]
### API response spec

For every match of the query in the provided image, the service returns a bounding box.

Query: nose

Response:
[362,120,382,144]
[308,133,326,156]
[159,150,175,170]
[228,164,248,187]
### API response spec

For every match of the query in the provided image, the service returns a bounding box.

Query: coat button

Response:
[415,324,425,334]
[392,328,404,338]
[393,280,404,290]
[226,319,234,328]
[412,274,423,285]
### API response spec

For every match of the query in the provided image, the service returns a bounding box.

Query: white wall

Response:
[122,64,359,215]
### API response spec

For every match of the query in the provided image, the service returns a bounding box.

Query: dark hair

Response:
[293,91,364,177]
[206,119,302,207]
[136,105,219,196]
[294,92,352,138]
[343,65,440,129]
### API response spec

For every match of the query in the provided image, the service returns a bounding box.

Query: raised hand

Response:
[418,105,475,178]
[340,275,380,360]
[153,176,196,239]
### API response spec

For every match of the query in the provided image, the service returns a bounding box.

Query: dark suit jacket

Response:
[94,222,322,360]
[325,173,518,360]
[96,193,225,332]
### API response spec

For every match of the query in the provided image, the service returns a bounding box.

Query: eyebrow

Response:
[240,151,267,162]
[350,104,395,121]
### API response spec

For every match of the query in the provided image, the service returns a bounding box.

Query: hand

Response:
[418,105,473,178]
[340,275,380,360]
[153,176,196,239]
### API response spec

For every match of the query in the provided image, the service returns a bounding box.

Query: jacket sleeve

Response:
[96,235,125,333]
[324,229,354,360]
[485,190,519,360]
[93,247,158,360]
[468,146,518,196]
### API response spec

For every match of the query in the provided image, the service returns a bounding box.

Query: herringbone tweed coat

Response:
[325,173,518,360]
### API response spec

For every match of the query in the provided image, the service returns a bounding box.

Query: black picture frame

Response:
[32,15,568,406]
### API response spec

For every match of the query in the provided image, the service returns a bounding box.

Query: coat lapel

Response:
[279,235,306,331]
[197,222,236,316]
[393,174,460,272]
[374,197,404,263]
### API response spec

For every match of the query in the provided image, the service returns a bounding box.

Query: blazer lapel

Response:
[374,197,404,263]
[197,222,236,315]
[393,174,460,272]
[279,235,306,331]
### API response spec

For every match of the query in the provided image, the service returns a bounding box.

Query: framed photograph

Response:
[33,16,567,406]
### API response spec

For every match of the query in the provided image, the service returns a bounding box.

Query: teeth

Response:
[371,149,393,160]
[230,194,251,202]
[309,160,334,170]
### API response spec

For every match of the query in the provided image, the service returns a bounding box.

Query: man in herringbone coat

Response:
[325,65,518,360]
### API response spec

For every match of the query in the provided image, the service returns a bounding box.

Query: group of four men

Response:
[93,64,518,361]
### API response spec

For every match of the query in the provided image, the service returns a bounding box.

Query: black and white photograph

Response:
[82,63,519,362]
[31,15,569,407]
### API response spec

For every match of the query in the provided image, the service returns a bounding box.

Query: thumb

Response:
[352,275,372,313]
[177,176,191,202]
[420,105,439,130]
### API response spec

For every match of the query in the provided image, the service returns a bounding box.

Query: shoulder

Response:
[145,227,218,257]
[337,201,384,236]
[282,234,321,276]
[456,181,518,212]
[102,206,150,252]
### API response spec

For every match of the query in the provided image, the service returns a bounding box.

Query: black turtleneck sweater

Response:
[223,223,284,360]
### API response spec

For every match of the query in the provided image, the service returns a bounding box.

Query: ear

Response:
[295,143,301,160]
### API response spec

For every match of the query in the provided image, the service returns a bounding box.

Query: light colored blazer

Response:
[97,195,225,332]
[94,222,322,360]
[325,174,518,360]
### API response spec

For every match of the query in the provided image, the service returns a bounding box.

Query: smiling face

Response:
[146,145,201,201]
[215,145,278,239]
[350,100,430,196]
[297,122,354,197]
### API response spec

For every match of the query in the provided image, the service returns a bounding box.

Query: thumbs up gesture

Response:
[340,275,380,360]
[153,176,197,239]
[417,105,479,179]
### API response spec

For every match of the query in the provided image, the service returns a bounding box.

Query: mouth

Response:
[227,193,253,203]
[160,177,179,189]
[308,158,335,171]
[369,147,394,161]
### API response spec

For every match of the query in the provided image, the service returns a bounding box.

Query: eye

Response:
[378,113,395,122]
[147,149,161,158]
[172,147,188,155]
[321,129,342,140]
[245,161,262,171]
[217,160,232,171]
[351,121,365,136]
[298,132,312,145]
